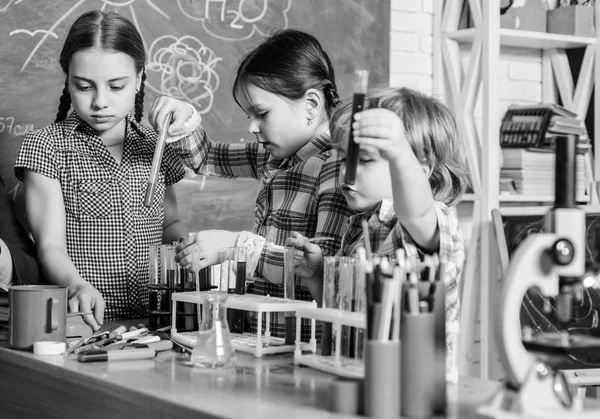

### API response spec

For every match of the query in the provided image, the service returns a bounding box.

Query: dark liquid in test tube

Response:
[344,69,369,185]
[236,261,246,295]
[229,259,247,333]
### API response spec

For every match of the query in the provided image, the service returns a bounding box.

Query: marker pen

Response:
[77,348,156,363]
[344,69,369,185]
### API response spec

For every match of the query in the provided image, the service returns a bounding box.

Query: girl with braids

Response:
[14,10,188,331]
[149,29,353,340]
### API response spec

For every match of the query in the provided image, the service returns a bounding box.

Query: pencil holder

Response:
[328,377,364,415]
[364,340,401,419]
[401,312,435,417]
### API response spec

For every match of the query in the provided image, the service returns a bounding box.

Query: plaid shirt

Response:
[340,200,465,357]
[171,128,353,281]
[14,112,186,320]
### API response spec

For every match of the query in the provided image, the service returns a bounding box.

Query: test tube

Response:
[284,247,296,345]
[231,247,246,333]
[339,257,355,358]
[144,113,172,207]
[235,247,246,295]
[148,244,160,330]
[321,256,338,355]
[219,248,234,293]
[353,257,366,360]
[344,69,369,185]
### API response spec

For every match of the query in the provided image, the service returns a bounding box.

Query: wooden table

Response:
[0,338,505,419]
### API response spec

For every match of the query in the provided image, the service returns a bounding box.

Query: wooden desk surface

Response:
[0,339,500,419]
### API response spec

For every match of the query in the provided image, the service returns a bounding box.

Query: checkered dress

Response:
[14,112,186,320]
[340,200,465,357]
[171,128,353,339]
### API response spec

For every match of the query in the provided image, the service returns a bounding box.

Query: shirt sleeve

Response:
[161,143,186,186]
[0,240,13,291]
[434,202,465,328]
[14,129,58,182]
[316,154,353,256]
[169,127,268,180]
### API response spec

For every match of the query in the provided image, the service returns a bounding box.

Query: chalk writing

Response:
[177,0,291,41]
[0,117,34,136]
[146,35,221,114]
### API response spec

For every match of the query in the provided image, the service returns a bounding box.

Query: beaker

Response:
[192,293,236,368]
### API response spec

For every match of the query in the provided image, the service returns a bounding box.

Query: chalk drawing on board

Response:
[176,0,291,41]
[146,35,221,115]
[6,0,173,71]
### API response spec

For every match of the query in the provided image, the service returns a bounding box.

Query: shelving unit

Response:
[434,0,600,379]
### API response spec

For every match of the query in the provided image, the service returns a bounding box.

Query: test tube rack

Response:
[294,307,366,378]
[170,291,317,358]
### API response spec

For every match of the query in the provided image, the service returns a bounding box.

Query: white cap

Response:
[33,341,66,355]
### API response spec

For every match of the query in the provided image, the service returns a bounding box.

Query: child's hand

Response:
[148,96,194,135]
[285,232,324,280]
[175,230,239,272]
[68,282,105,332]
[353,108,411,162]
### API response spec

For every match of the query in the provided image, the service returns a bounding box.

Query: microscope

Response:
[476,133,600,418]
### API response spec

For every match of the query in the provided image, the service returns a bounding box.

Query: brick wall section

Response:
[389,0,434,94]
[389,2,544,110]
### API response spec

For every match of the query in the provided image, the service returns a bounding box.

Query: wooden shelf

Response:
[460,194,589,203]
[443,28,595,49]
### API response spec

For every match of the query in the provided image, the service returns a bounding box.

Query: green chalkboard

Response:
[0,0,390,232]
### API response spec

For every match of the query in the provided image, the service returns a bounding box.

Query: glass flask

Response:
[191,293,236,368]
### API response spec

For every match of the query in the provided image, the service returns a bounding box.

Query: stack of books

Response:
[499,103,590,202]
[500,148,588,202]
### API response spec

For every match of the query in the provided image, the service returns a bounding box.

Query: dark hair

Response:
[330,87,471,205]
[232,29,340,119]
[55,10,146,123]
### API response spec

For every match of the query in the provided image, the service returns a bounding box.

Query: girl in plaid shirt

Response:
[148,29,353,339]
[14,11,188,331]
[287,86,470,360]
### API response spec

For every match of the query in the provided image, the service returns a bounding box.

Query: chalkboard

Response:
[492,206,600,370]
[0,0,390,232]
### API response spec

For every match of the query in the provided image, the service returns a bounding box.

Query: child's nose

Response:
[248,118,260,134]
[92,89,109,109]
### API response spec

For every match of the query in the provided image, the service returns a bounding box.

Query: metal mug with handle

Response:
[9,285,68,350]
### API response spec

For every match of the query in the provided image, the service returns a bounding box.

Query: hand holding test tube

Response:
[144,113,172,207]
[344,69,369,185]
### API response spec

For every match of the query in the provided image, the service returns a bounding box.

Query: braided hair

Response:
[134,69,147,123]
[233,29,340,119]
[55,10,146,123]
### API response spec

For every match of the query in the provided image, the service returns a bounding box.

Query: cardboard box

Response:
[547,5,595,37]
[500,0,547,32]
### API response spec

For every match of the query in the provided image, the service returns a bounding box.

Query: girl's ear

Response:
[420,162,433,179]
[304,88,323,122]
